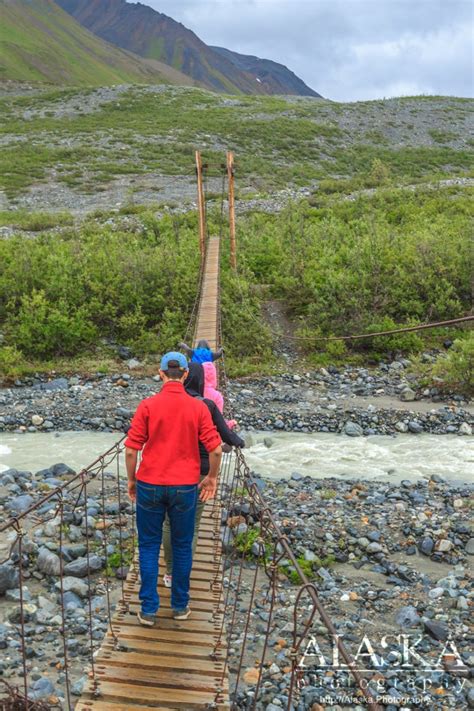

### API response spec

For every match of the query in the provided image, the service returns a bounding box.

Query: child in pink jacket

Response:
[202,362,237,429]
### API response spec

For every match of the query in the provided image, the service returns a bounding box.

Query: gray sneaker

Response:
[137,610,156,626]
[173,606,191,620]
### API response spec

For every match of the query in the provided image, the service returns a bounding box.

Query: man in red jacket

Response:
[125,351,222,625]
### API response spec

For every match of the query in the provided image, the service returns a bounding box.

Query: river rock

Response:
[42,378,68,391]
[465,538,474,555]
[395,421,408,432]
[31,415,44,427]
[419,537,434,556]
[37,548,61,576]
[126,358,141,369]
[117,345,132,360]
[366,541,383,554]
[71,676,87,696]
[435,539,453,553]
[400,388,416,402]
[52,462,76,477]
[395,606,421,628]
[344,421,363,437]
[408,420,423,433]
[423,619,449,641]
[0,564,19,595]
[57,577,89,597]
[8,494,34,514]
[29,677,56,700]
[459,422,472,435]
[64,554,103,577]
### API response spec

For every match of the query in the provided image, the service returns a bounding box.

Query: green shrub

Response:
[12,290,98,358]
[433,334,474,395]
[236,187,471,364]
[0,213,200,360]
[362,316,424,355]
[366,158,391,186]
[0,345,24,378]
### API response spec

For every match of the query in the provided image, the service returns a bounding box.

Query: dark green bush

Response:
[13,290,97,358]
[0,212,200,361]
[236,187,471,357]
[433,333,474,395]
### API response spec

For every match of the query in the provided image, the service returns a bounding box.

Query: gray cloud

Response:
[139,0,473,101]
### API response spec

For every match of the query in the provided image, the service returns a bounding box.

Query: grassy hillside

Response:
[0,0,193,86]
[0,85,472,200]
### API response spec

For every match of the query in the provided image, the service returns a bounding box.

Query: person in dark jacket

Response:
[162,362,244,586]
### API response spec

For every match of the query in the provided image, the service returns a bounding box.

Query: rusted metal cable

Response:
[80,471,99,697]
[57,495,72,711]
[15,523,29,711]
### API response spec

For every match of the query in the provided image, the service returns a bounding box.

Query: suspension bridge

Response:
[1,152,472,711]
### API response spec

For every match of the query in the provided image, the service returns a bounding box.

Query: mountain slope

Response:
[0,0,195,86]
[211,46,321,98]
[56,0,320,96]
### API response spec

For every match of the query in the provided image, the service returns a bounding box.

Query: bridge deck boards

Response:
[194,236,220,350]
[77,507,228,710]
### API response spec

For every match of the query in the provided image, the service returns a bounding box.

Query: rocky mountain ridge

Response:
[55,0,320,96]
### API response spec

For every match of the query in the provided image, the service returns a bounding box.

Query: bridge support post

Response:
[227,151,237,271]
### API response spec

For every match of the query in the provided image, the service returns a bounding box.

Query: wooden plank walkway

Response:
[77,235,229,710]
[77,507,229,710]
[194,236,220,351]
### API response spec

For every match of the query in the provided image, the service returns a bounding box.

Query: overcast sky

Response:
[138,0,473,101]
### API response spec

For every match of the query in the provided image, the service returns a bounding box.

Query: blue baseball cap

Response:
[160,351,188,371]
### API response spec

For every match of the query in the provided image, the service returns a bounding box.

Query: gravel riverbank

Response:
[0,361,472,437]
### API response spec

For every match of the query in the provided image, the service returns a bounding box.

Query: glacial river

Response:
[0,431,472,485]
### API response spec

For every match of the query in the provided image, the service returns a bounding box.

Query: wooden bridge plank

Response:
[112,614,223,633]
[76,702,229,711]
[77,700,230,711]
[98,649,224,675]
[81,680,226,708]
[95,665,227,694]
[102,630,221,654]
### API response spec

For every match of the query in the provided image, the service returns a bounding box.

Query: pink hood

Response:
[203,362,224,413]
[202,361,218,388]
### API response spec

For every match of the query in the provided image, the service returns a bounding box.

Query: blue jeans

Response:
[136,481,197,615]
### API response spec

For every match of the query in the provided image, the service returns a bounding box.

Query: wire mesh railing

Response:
[0,438,135,710]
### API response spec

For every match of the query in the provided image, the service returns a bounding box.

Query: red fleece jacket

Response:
[124,381,221,485]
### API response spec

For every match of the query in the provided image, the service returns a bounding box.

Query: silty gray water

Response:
[1,430,472,484]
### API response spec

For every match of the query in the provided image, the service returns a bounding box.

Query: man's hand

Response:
[125,447,138,502]
[128,479,136,502]
[198,475,217,502]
